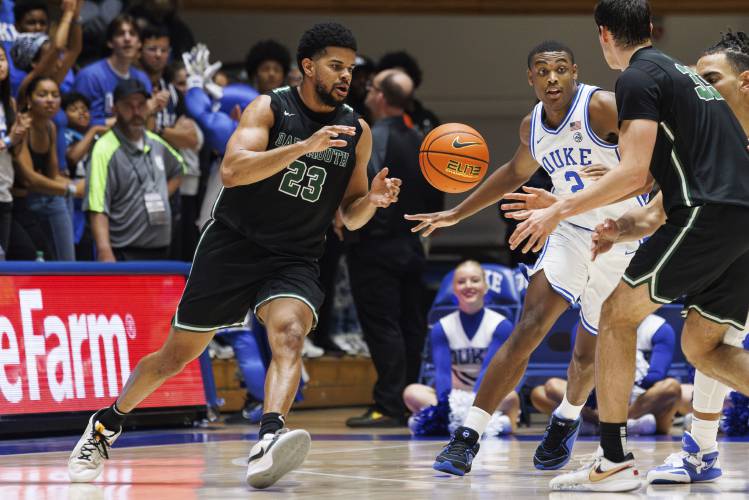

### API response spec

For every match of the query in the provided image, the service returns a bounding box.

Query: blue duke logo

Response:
[539,147,592,175]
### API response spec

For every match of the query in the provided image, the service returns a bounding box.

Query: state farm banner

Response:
[0,274,206,415]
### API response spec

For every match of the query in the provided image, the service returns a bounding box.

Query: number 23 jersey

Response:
[529,83,647,230]
[211,86,362,260]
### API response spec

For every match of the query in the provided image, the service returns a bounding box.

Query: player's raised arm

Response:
[220,95,356,187]
[338,119,401,230]
[404,114,541,236]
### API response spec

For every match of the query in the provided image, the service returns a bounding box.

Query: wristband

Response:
[2,136,11,148]
[66,183,77,197]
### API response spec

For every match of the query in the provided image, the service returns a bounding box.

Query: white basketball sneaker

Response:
[246,428,311,489]
[549,448,642,492]
[68,412,121,482]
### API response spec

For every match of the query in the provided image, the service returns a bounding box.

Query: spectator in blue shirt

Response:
[11,0,77,96]
[403,261,520,432]
[0,0,23,102]
[73,13,155,126]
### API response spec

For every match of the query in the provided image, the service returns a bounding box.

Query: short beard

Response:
[314,81,342,108]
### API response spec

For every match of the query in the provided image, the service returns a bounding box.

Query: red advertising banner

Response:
[0,275,206,415]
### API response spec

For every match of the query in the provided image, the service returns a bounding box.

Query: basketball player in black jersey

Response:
[507,0,749,492]
[68,23,401,490]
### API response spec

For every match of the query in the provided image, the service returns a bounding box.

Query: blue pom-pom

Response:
[409,393,450,436]
[722,391,749,436]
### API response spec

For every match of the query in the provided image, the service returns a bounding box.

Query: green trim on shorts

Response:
[684,304,746,331]
[254,293,319,328]
[625,206,701,304]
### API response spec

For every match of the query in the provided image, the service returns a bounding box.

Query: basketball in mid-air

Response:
[419,123,490,193]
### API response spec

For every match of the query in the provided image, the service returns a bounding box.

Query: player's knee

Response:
[663,378,682,399]
[270,317,307,358]
[155,352,189,378]
[510,317,546,357]
[544,378,565,398]
[599,296,638,334]
[403,384,419,401]
[681,333,714,368]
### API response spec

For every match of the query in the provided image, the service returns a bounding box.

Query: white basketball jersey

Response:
[529,83,647,230]
[439,309,506,391]
[634,314,667,386]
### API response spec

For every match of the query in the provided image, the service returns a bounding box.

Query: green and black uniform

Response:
[618,47,749,329]
[175,86,362,331]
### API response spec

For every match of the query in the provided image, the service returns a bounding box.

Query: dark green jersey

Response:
[212,86,362,259]
[615,47,749,214]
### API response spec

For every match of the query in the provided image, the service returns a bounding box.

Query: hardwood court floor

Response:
[1,408,748,499]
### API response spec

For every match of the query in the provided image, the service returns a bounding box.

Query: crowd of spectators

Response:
[0,1,440,264]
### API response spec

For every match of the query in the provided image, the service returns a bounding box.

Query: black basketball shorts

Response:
[623,204,749,330]
[173,219,324,332]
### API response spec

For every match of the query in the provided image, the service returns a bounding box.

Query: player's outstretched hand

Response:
[404,209,460,237]
[508,204,563,254]
[591,218,621,261]
[501,186,558,220]
[368,167,401,208]
[304,125,356,153]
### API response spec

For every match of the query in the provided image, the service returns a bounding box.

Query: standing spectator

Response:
[73,14,153,126]
[377,51,440,135]
[139,23,200,259]
[77,0,123,67]
[127,0,194,58]
[15,76,79,260]
[0,44,27,253]
[11,0,79,96]
[84,79,184,261]
[244,39,290,94]
[346,54,374,123]
[0,0,23,103]
[61,91,108,259]
[345,69,442,427]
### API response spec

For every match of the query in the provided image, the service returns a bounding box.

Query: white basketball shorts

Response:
[528,221,638,334]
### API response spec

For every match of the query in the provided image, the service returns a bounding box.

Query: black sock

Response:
[96,402,128,430]
[600,422,628,462]
[259,412,285,438]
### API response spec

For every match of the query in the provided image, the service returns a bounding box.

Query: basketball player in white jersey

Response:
[406,40,651,475]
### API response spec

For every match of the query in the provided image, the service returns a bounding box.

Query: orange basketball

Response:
[419,123,490,193]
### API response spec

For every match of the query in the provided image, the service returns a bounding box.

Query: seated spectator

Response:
[15,76,80,260]
[404,260,520,433]
[73,13,154,126]
[12,0,80,96]
[530,314,681,435]
[244,39,290,94]
[61,91,108,259]
[84,79,184,261]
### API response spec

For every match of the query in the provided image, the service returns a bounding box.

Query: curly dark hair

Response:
[704,30,749,74]
[245,39,291,79]
[527,40,575,69]
[376,51,422,89]
[296,23,357,69]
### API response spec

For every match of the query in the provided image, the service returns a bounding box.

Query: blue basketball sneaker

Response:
[646,432,721,484]
[533,414,581,470]
[433,426,480,476]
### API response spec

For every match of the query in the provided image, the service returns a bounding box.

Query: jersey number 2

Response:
[278,160,327,202]
[565,171,585,193]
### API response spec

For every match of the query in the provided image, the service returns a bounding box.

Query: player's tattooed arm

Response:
[221,95,356,187]
[405,114,540,236]
[338,119,401,230]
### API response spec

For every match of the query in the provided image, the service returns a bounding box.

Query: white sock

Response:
[553,394,584,420]
[690,415,719,451]
[463,406,491,435]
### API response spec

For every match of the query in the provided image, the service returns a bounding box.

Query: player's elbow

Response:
[220,163,240,187]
